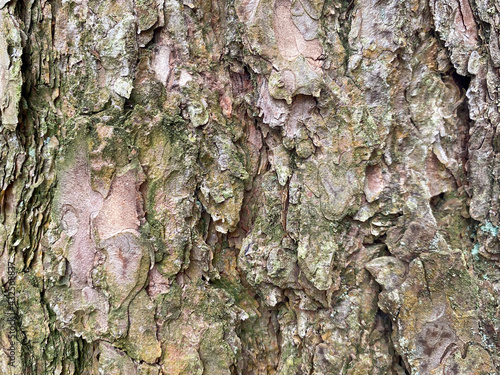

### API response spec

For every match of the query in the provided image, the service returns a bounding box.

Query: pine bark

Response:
[0,0,499,374]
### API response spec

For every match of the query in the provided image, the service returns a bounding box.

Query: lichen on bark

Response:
[0,0,499,374]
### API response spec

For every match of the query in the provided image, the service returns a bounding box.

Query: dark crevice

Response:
[458,96,471,187]
[375,308,393,335]
[144,26,164,51]
[229,66,253,96]
[430,192,446,210]
[451,70,471,92]
[438,65,472,189]
[372,280,410,374]
[50,1,58,43]
[387,315,411,375]
[398,354,411,374]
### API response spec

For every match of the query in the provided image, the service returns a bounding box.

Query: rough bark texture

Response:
[0,0,499,374]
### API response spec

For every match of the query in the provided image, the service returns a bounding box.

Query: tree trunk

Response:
[0,0,499,373]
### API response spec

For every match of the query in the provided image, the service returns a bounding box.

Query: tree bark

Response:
[0,0,499,373]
